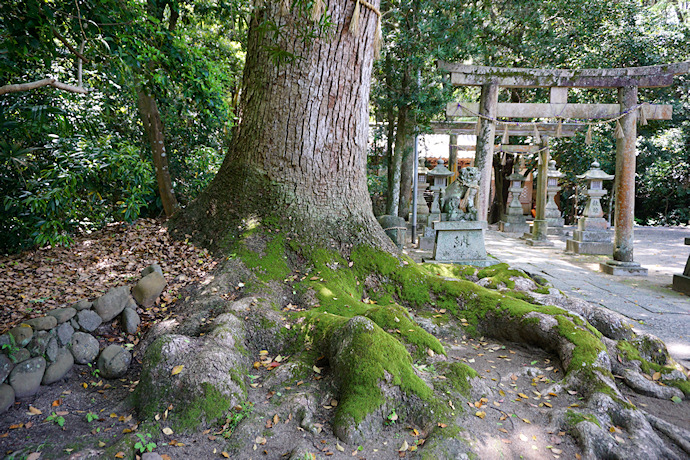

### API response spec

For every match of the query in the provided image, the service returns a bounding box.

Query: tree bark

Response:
[386,105,407,216]
[178,0,391,251]
[136,89,179,218]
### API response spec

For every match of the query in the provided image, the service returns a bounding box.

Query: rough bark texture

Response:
[176,1,390,252]
[386,105,408,216]
[397,118,415,220]
[136,89,179,218]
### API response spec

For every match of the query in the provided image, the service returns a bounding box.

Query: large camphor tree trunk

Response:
[177,0,389,251]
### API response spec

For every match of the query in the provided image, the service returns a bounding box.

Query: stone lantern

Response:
[566,160,615,255]
[545,160,565,232]
[416,157,430,222]
[499,160,529,234]
[426,159,453,215]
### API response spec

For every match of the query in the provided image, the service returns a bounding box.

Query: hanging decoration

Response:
[501,123,509,144]
[532,123,541,143]
[555,119,563,138]
[614,120,625,139]
[311,0,324,21]
[585,125,593,145]
[349,0,361,35]
[638,103,648,126]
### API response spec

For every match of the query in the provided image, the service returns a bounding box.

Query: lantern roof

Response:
[427,159,453,178]
[576,160,614,181]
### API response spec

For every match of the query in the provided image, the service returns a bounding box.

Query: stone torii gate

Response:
[438,61,689,275]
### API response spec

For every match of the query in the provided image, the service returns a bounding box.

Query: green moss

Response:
[306,313,433,426]
[476,263,526,289]
[363,304,445,356]
[534,287,550,294]
[176,382,234,431]
[437,362,478,397]
[555,315,605,372]
[238,232,290,282]
[565,410,601,428]
[617,341,688,394]
[421,263,476,280]
[666,379,690,396]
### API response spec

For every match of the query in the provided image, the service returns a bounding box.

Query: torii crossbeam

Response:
[438,60,690,275]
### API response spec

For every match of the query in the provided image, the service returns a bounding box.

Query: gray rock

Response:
[11,348,31,363]
[69,318,79,330]
[121,308,141,334]
[42,348,74,385]
[0,334,11,350]
[23,315,57,331]
[9,357,46,398]
[46,337,59,362]
[0,354,13,384]
[141,453,163,460]
[97,345,131,379]
[141,263,163,277]
[26,330,50,357]
[132,272,166,307]
[0,384,14,414]
[93,286,133,322]
[70,332,100,364]
[56,322,75,346]
[77,310,102,332]
[71,299,93,311]
[47,307,77,324]
[9,324,33,347]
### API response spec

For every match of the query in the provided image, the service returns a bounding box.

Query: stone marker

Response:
[56,322,75,346]
[97,345,131,379]
[47,307,77,324]
[9,324,33,347]
[42,348,74,385]
[70,332,100,364]
[77,309,103,332]
[9,356,46,398]
[121,308,141,334]
[23,316,58,331]
[132,272,167,307]
[0,354,13,384]
[0,384,14,414]
[93,285,133,322]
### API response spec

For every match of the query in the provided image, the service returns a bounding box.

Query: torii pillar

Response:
[600,86,647,275]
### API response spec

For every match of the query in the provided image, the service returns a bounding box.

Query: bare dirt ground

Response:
[1,220,689,460]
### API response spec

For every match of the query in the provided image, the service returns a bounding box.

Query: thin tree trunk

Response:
[386,105,408,216]
[137,89,179,217]
[398,115,415,220]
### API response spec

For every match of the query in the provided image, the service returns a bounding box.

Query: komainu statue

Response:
[442,167,480,221]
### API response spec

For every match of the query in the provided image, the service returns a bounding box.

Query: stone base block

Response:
[572,229,612,243]
[547,227,570,236]
[522,234,554,247]
[418,236,435,251]
[600,260,648,276]
[672,274,690,295]
[431,221,490,266]
[546,217,565,227]
[566,239,613,255]
[499,221,530,234]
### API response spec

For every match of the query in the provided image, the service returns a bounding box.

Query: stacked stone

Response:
[0,263,167,414]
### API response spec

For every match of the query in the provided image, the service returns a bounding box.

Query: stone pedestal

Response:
[522,220,554,247]
[672,237,690,294]
[599,260,648,276]
[545,159,565,234]
[566,217,613,254]
[425,221,493,266]
[499,169,529,234]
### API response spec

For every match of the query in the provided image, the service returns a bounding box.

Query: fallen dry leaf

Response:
[171,365,184,376]
[162,427,173,435]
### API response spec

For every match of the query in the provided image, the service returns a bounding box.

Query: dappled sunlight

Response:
[474,424,566,459]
